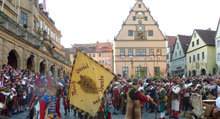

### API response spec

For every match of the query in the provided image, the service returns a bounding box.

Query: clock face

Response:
[137,25,144,31]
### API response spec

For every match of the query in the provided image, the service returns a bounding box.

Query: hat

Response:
[216,80,220,85]
[132,78,139,85]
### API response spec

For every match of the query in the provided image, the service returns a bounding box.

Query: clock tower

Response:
[114,0,167,78]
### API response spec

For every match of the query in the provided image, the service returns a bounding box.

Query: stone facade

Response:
[114,0,167,78]
[0,0,71,78]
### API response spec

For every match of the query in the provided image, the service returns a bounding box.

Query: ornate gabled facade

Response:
[186,29,216,76]
[114,0,167,78]
[216,18,220,74]
[0,0,71,78]
[171,35,191,77]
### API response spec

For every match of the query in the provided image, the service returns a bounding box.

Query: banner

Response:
[68,51,114,117]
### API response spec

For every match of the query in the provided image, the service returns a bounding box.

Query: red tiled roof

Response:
[167,36,177,52]
[71,42,112,53]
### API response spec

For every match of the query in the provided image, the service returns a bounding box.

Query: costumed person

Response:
[213,80,220,118]
[120,80,128,115]
[124,78,154,119]
[171,79,181,118]
[157,82,168,119]
[0,87,11,117]
[39,76,61,119]
[112,82,120,115]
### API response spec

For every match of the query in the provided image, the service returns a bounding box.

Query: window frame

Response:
[148,30,153,36]
[128,30,133,36]
[128,49,133,56]
[136,49,140,56]
[142,49,146,56]
[20,11,28,25]
[120,49,125,56]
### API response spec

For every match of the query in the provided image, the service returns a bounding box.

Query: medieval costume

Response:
[171,82,180,118]
[112,82,120,115]
[40,94,61,119]
[124,79,151,119]
[39,76,61,119]
[158,84,167,119]
[120,82,128,114]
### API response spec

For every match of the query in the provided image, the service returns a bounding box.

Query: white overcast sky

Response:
[41,0,220,48]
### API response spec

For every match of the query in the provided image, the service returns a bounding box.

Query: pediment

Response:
[41,44,54,56]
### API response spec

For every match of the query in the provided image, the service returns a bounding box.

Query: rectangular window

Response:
[175,52,177,57]
[179,50,181,56]
[194,33,196,38]
[144,17,148,21]
[128,30,133,36]
[218,40,220,47]
[202,52,205,60]
[193,55,195,62]
[189,56,191,63]
[177,43,179,49]
[197,54,200,61]
[156,49,162,56]
[33,20,36,31]
[39,21,43,29]
[192,42,194,47]
[138,4,141,8]
[99,53,101,57]
[20,11,27,25]
[120,49,125,56]
[154,67,160,77]
[93,54,95,57]
[136,49,140,56]
[218,53,220,61]
[128,49,133,56]
[197,39,199,45]
[89,54,92,57]
[142,49,146,55]
[122,67,128,77]
[149,49,154,56]
[148,30,153,36]
[133,16,136,21]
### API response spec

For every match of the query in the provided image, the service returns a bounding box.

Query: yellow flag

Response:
[68,51,114,117]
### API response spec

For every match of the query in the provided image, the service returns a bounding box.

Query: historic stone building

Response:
[0,0,71,78]
[114,0,167,78]
[67,42,113,72]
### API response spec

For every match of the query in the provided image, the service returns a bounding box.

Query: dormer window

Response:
[138,4,141,8]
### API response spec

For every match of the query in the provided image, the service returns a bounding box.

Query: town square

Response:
[0,0,220,119]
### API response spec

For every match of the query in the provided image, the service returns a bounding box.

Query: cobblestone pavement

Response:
[7,99,186,119]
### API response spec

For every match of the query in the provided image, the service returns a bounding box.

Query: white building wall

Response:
[216,24,220,74]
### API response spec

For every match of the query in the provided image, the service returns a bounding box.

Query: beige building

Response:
[67,42,113,72]
[114,0,167,78]
[186,29,216,76]
[0,0,71,78]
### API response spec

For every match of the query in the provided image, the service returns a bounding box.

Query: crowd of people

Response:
[1,64,220,119]
[0,65,70,119]
[110,74,220,119]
